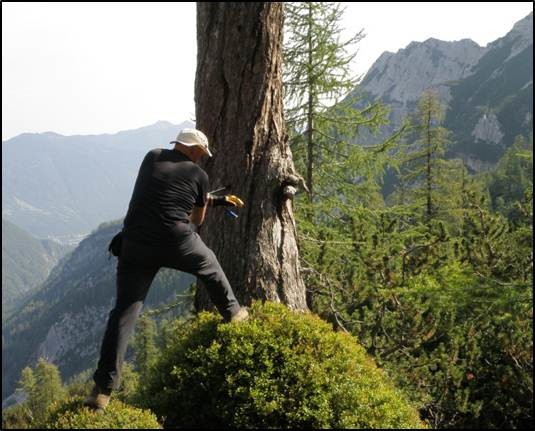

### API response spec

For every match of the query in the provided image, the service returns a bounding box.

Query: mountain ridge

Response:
[2,120,194,243]
[353,12,532,176]
[2,219,73,321]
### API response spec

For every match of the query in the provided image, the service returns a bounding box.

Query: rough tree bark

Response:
[194,2,308,312]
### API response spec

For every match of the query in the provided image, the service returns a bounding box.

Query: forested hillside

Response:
[2,219,73,321]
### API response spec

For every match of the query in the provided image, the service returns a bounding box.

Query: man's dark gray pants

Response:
[93,230,241,392]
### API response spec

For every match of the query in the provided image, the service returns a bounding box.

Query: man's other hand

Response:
[225,195,245,208]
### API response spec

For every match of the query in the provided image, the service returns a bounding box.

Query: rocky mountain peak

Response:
[361,37,484,102]
[510,11,533,41]
[352,11,532,173]
[496,12,533,61]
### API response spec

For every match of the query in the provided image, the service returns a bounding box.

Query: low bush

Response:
[141,301,425,428]
[42,397,161,429]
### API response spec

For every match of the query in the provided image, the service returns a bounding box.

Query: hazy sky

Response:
[2,2,533,140]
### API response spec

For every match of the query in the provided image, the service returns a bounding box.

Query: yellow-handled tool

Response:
[208,191,245,218]
[224,195,245,208]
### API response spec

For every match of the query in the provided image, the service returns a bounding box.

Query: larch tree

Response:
[283,2,387,203]
[194,2,308,312]
[401,89,450,224]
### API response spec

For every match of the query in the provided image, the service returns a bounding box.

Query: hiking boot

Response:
[83,384,111,411]
[231,307,249,322]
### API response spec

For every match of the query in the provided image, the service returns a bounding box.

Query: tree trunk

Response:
[305,2,314,202]
[194,2,308,312]
[426,109,433,222]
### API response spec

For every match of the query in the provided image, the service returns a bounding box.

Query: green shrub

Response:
[64,368,94,399]
[2,403,33,429]
[142,301,425,428]
[42,397,161,429]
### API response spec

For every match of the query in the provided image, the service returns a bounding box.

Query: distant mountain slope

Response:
[2,120,193,242]
[446,12,533,166]
[2,219,195,404]
[2,219,73,320]
[353,12,533,173]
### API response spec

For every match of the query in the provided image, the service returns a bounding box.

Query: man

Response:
[84,128,248,411]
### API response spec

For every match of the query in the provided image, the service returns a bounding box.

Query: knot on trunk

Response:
[280,173,308,199]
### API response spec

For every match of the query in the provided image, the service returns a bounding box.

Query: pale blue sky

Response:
[2,2,532,140]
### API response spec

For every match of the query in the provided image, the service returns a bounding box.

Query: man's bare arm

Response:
[190,194,244,226]
[190,204,208,226]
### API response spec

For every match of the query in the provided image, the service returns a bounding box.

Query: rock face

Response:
[445,11,533,166]
[362,38,484,102]
[504,10,533,60]
[354,38,485,148]
[472,112,505,147]
[353,12,533,174]
[34,305,111,364]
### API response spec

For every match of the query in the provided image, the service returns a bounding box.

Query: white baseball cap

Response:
[170,128,213,157]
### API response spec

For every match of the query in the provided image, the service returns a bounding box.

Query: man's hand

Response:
[224,195,245,208]
[209,194,245,208]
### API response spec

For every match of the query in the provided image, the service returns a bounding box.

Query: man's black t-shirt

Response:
[122,148,209,245]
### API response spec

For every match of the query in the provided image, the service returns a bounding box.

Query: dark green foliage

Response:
[16,358,67,426]
[398,90,453,223]
[2,403,33,429]
[292,79,533,428]
[2,358,67,429]
[484,134,533,221]
[3,362,149,429]
[139,301,425,429]
[283,2,389,201]
[374,265,531,428]
[297,196,532,428]
[133,315,159,375]
[63,368,94,399]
